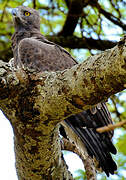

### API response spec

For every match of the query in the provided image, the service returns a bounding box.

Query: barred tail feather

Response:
[63,102,117,176]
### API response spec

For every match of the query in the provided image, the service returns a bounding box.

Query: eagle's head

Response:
[12,6,40,32]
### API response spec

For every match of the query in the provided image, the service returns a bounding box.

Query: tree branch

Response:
[32,0,36,9]
[59,0,87,36]
[90,0,126,30]
[97,120,126,133]
[0,0,9,22]
[47,35,117,50]
[62,138,96,180]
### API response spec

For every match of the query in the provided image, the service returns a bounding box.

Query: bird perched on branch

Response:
[11,6,117,176]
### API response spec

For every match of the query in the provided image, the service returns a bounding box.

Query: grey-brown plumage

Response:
[11,6,117,176]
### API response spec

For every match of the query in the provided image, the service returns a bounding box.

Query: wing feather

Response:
[62,102,117,176]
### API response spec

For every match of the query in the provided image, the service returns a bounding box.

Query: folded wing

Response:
[62,103,117,176]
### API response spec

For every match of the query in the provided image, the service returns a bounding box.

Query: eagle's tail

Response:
[62,103,117,176]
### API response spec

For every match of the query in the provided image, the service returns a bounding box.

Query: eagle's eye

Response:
[24,11,31,16]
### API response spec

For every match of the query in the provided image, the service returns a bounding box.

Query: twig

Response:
[0,0,9,22]
[61,137,81,156]
[61,138,96,180]
[97,120,126,133]
[90,1,126,30]
[110,95,121,121]
[33,0,36,9]
[84,156,97,180]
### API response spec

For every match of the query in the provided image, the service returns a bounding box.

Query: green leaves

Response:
[116,130,126,155]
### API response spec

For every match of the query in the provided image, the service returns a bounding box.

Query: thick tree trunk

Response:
[0,38,126,179]
[14,124,73,180]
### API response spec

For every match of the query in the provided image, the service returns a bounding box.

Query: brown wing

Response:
[18,37,76,72]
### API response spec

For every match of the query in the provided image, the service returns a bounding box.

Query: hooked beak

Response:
[12,8,18,16]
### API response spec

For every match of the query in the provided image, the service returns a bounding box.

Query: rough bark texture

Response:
[0,38,126,179]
